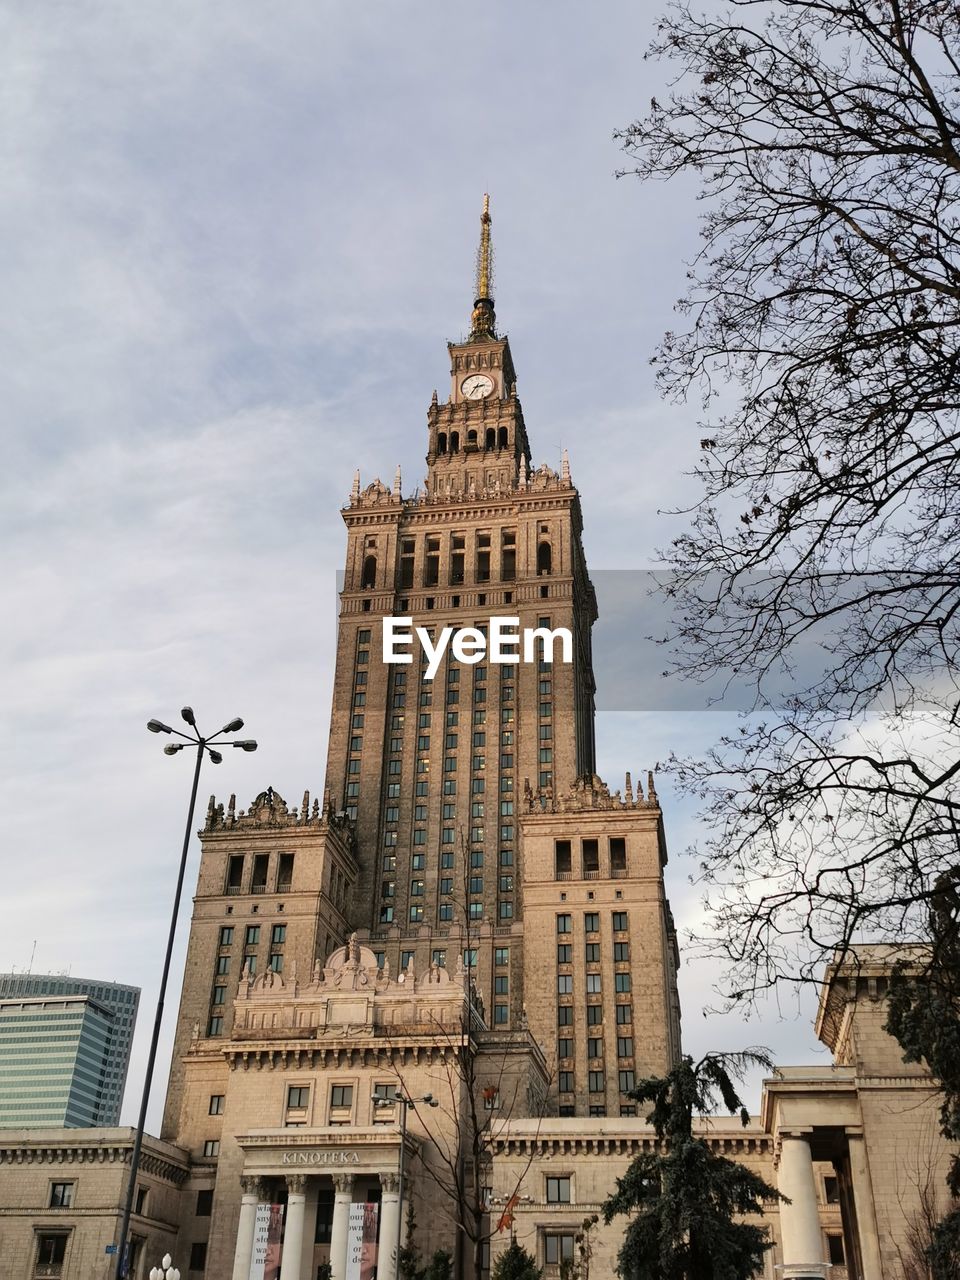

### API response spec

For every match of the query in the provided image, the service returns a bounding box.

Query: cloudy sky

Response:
[2,2,827,1130]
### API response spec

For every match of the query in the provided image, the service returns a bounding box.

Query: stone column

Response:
[776,1133,828,1280]
[378,1172,401,1280]
[232,1176,264,1280]
[280,1174,307,1280]
[846,1130,883,1280]
[329,1172,355,1280]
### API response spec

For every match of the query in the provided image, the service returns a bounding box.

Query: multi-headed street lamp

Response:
[372,1090,439,1272]
[115,709,257,1280]
[149,1254,181,1280]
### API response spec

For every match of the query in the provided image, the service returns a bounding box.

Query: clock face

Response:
[461,373,494,400]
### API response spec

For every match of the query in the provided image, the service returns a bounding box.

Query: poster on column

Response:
[249,1203,285,1280]
[345,1201,380,1280]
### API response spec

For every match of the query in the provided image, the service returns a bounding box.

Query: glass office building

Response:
[0,974,139,1127]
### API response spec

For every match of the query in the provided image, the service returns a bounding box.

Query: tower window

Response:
[226,856,244,893]
[501,530,516,581]
[485,427,496,449]
[537,542,552,575]
[476,533,491,583]
[450,431,460,453]
[437,432,447,455]
[361,555,377,589]
[555,840,572,876]
[582,839,600,875]
[399,539,415,589]
[424,537,440,587]
[498,426,508,448]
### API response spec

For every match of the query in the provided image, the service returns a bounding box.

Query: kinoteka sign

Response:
[382,616,572,679]
[281,1149,362,1166]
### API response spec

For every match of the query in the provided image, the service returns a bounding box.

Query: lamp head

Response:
[163,744,183,756]
[421,1093,433,1104]
[180,706,196,727]
[221,717,244,734]
[232,740,258,752]
[208,749,223,765]
[147,719,172,734]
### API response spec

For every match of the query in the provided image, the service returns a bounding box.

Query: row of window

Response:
[555,836,627,877]
[558,1036,634,1060]
[557,941,629,963]
[557,1069,637,1094]
[556,972,632,993]
[387,528,550,591]
[557,1004,633,1026]
[224,852,294,895]
[219,924,285,948]
[558,911,630,934]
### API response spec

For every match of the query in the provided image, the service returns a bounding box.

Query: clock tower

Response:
[324,197,599,1027]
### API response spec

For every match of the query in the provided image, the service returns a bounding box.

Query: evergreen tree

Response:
[397,1200,422,1280]
[603,1051,783,1280]
[491,1240,541,1280]
[422,1250,453,1280]
[886,874,960,1279]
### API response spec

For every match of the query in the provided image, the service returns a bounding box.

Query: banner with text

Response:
[346,1201,380,1280]
[250,1202,285,1280]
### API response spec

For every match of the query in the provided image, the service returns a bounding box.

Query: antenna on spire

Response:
[469,194,496,340]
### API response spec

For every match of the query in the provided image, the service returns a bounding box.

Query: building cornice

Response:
[0,1130,189,1185]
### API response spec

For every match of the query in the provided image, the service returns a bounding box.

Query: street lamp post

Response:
[149,1254,181,1280]
[116,708,257,1280]
[372,1090,439,1276]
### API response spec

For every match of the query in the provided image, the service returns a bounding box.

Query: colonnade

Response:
[775,1129,882,1280]
[231,1170,402,1280]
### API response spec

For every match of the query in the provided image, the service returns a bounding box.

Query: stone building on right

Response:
[761,945,955,1280]
[489,943,956,1280]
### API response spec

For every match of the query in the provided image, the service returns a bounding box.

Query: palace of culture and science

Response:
[1,202,954,1280]
[160,196,684,1279]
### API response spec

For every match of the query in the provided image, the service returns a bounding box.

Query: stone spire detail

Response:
[393,465,402,498]
[469,194,496,340]
[351,470,360,502]
[561,448,571,484]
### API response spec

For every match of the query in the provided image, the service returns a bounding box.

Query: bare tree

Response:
[616,0,960,1003]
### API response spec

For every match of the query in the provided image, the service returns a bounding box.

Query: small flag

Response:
[497,1193,520,1233]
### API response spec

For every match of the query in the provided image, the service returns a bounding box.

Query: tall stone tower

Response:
[162,201,681,1162]
[324,198,599,1021]
[322,198,679,1112]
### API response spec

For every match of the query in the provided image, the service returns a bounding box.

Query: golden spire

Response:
[470,193,496,340]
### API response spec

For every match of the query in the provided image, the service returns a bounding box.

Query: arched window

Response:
[498,426,508,448]
[467,429,478,447]
[537,542,552,576]
[450,431,460,454]
[437,432,447,455]
[485,428,496,450]
[362,555,377,589]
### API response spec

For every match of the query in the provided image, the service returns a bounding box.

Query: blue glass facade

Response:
[0,974,139,1127]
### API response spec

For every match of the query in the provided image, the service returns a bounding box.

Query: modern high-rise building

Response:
[0,973,139,1127]
[0,972,138,1126]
